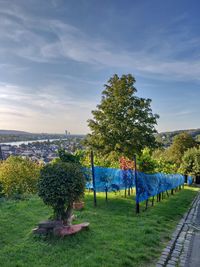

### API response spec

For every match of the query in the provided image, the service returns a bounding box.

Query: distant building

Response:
[1,145,11,151]
[0,146,3,160]
[65,130,70,135]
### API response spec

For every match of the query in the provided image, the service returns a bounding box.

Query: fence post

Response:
[105,186,108,202]
[128,187,131,196]
[145,199,148,210]
[133,155,140,214]
[152,196,154,206]
[90,150,97,207]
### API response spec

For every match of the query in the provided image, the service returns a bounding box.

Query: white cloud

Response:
[1,3,200,82]
[0,82,95,133]
[0,2,200,133]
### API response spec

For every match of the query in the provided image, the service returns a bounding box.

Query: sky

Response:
[0,0,200,134]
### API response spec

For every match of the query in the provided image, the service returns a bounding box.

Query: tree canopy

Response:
[0,156,40,197]
[166,132,197,169]
[179,147,200,176]
[152,133,197,173]
[137,148,157,173]
[85,74,159,158]
[58,148,80,163]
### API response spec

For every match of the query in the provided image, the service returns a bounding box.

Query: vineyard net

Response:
[136,172,184,202]
[84,166,134,192]
[84,167,186,203]
[187,176,193,185]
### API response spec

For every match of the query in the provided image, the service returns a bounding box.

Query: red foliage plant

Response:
[119,157,134,170]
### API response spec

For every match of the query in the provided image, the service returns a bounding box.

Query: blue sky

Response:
[0,0,200,134]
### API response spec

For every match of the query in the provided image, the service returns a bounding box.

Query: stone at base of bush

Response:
[38,220,63,229]
[54,222,90,237]
[33,220,63,235]
[33,227,48,235]
[33,219,89,237]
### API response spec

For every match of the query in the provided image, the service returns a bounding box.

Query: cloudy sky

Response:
[0,0,200,134]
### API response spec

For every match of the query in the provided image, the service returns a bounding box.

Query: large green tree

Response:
[85,74,159,158]
[166,132,197,169]
[152,148,177,174]
[179,147,200,176]
[153,133,197,173]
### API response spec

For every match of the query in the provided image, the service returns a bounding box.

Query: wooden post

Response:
[123,171,127,198]
[128,187,130,196]
[145,199,148,210]
[125,188,127,198]
[134,155,140,214]
[152,196,154,206]
[131,187,133,194]
[105,186,108,202]
[90,151,97,207]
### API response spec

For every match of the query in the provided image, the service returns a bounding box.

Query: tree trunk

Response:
[54,203,65,221]
[64,204,73,226]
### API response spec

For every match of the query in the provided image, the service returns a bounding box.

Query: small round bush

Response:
[0,156,40,198]
[38,161,85,222]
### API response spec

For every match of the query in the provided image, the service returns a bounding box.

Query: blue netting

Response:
[136,172,184,202]
[84,166,135,192]
[83,167,185,203]
[187,176,193,185]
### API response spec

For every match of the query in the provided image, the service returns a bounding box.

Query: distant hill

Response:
[0,130,31,135]
[156,128,200,146]
[0,130,73,143]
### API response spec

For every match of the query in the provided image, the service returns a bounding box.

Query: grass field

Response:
[0,186,198,267]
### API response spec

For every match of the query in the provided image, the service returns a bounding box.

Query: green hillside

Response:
[156,128,200,146]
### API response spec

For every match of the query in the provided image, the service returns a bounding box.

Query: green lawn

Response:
[0,186,198,267]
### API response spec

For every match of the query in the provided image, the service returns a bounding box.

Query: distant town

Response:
[0,132,85,163]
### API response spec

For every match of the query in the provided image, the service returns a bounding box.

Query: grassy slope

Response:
[0,187,198,267]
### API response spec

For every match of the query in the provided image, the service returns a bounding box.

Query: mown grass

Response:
[0,186,198,267]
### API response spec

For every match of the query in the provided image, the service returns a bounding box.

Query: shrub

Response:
[38,161,85,223]
[0,156,40,197]
[58,148,79,163]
